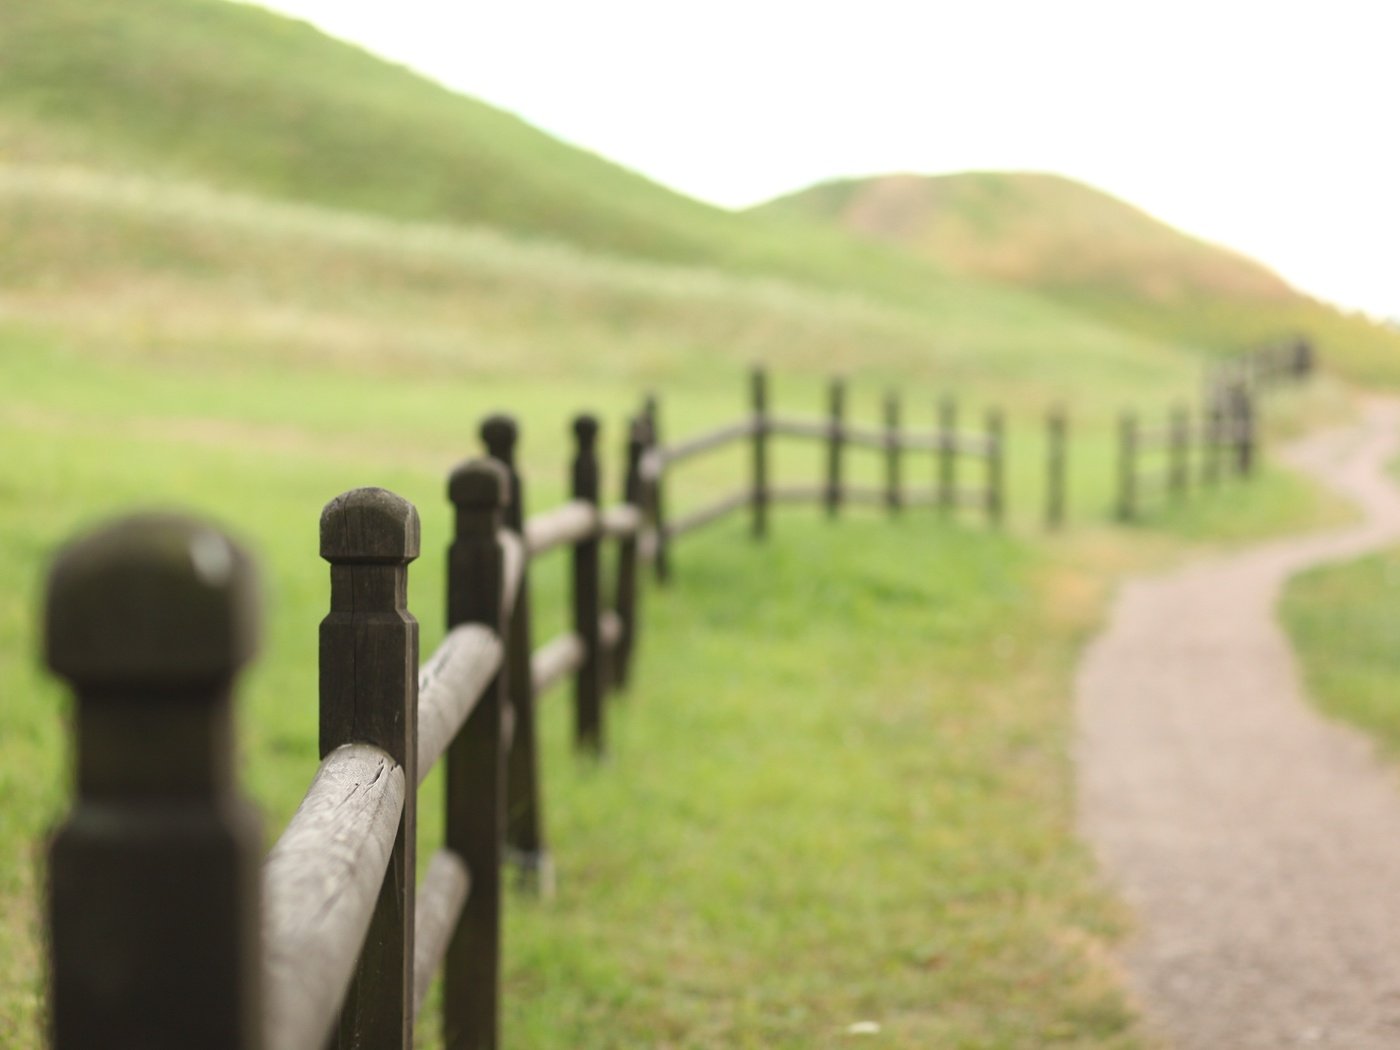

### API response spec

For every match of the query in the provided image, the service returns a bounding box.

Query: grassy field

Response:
[0,315,1345,1047]
[1283,545,1400,760]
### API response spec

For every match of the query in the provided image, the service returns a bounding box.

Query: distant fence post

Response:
[45,513,263,1050]
[481,416,548,887]
[320,488,420,1050]
[444,458,510,1050]
[571,415,605,753]
[1169,404,1189,502]
[643,393,670,584]
[1118,411,1137,522]
[986,407,1004,526]
[826,377,845,518]
[751,367,769,539]
[1046,403,1067,530]
[1232,384,1255,478]
[1293,336,1315,379]
[1203,392,1223,487]
[938,395,957,517]
[885,390,902,515]
[614,417,646,690]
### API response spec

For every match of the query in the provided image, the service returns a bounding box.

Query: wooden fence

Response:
[1116,338,1314,521]
[643,368,1005,580]
[43,412,645,1050]
[37,344,1315,1048]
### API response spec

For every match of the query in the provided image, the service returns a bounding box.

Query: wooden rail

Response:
[41,402,649,1049]
[1117,377,1262,522]
[639,371,1008,577]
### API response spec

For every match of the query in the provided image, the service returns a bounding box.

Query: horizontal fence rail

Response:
[640,369,1007,577]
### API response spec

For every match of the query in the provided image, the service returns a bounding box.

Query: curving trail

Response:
[1077,399,1400,1048]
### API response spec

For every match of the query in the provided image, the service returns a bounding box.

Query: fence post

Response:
[1169,404,1190,502]
[319,488,420,1050]
[826,377,844,518]
[642,394,670,585]
[1117,411,1138,521]
[885,390,902,515]
[1046,403,1067,530]
[444,459,510,1050]
[1293,336,1315,379]
[1233,384,1255,477]
[44,513,263,1050]
[481,416,549,889]
[938,395,957,517]
[751,367,769,539]
[614,417,646,690]
[571,415,605,753]
[986,407,1004,526]
[1203,392,1222,487]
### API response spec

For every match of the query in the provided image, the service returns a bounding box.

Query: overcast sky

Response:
[252,0,1399,319]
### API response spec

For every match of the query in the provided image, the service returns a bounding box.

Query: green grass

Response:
[1283,547,1400,759]
[0,314,1343,1046]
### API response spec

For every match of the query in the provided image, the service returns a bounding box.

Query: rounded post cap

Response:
[321,487,420,563]
[480,414,518,460]
[45,512,260,689]
[448,457,510,510]
[573,414,600,450]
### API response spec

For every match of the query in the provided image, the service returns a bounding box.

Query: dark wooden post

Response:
[1233,384,1255,477]
[614,417,646,690]
[643,394,670,585]
[751,367,769,539]
[986,407,1004,526]
[1203,394,1223,487]
[1046,403,1067,530]
[444,459,510,1050]
[1118,411,1137,522]
[826,377,845,518]
[571,415,605,753]
[481,415,548,887]
[320,488,420,1050]
[1294,336,1315,379]
[937,395,957,517]
[1169,404,1190,501]
[884,391,902,514]
[45,513,263,1050]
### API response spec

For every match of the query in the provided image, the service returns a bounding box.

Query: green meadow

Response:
[0,0,1380,1046]
[1284,545,1400,762]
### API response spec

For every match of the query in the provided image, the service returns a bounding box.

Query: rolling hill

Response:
[0,0,974,311]
[756,171,1400,383]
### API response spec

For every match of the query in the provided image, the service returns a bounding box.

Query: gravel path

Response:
[1077,399,1400,1049]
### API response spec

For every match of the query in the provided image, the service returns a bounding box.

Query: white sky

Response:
[252,0,1399,319]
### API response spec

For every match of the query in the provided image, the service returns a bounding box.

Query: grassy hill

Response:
[0,0,1000,312]
[757,171,1400,384]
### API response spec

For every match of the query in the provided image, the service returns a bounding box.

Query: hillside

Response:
[0,0,983,311]
[757,172,1400,384]
[0,0,1221,409]
[757,172,1292,303]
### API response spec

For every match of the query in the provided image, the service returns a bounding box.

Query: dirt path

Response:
[1077,399,1400,1049]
